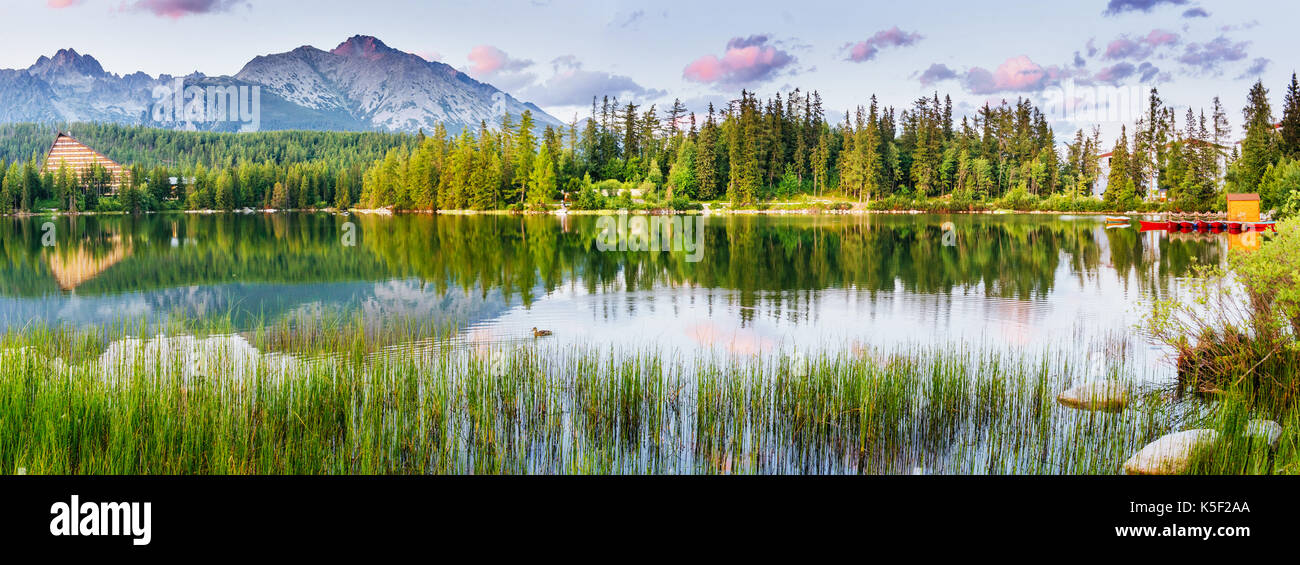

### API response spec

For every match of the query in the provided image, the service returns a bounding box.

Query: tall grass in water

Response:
[0,322,1197,475]
[1145,218,1300,413]
[1138,219,1300,473]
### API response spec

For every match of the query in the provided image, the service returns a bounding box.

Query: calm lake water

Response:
[0,212,1237,376]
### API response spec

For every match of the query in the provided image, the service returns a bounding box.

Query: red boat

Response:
[1138,220,1277,232]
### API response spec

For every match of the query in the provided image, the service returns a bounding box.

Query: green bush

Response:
[866,195,915,211]
[1037,194,1109,212]
[994,188,1040,211]
[1232,217,1300,338]
[1260,158,1300,219]
[668,195,701,211]
[1147,217,1300,412]
[93,197,124,213]
[611,190,635,210]
[572,186,606,210]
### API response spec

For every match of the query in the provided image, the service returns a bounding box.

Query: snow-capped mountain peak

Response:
[0,36,562,134]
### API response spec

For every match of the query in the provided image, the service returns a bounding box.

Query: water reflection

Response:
[0,213,1227,359]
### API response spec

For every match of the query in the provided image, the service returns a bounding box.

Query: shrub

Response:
[611,190,635,210]
[93,197,124,213]
[1146,217,1300,412]
[668,195,700,211]
[866,195,915,211]
[1038,194,1108,213]
[994,187,1040,211]
[573,186,606,210]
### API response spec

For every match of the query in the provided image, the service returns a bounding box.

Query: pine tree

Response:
[513,110,536,204]
[270,182,290,209]
[862,97,883,200]
[1104,126,1132,208]
[0,162,19,214]
[1281,72,1300,159]
[527,144,556,209]
[697,104,718,201]
[214,171,235,210]
[667,138,696,200]
[839,111,861,199]
[1239,80,1279,203]
[334,173,352,210]
[732,92,761,204]
[811,131,829,196]
[1208,96,1230,184]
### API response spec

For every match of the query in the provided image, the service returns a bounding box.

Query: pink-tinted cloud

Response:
[844,26,923,63]
[123,0,245,19]
[1144,29,1179,47]
[47,0,84,8]
[467,45,531,76]
[682,35,795,86]
[1103,29,1179,60]
[964,55,1069,94]
[464,45,536,92]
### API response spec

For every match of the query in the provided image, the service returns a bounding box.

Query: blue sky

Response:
[6,0,1295,144]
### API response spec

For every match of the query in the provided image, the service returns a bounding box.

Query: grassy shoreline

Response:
[1,323,1292,475]
[1,206,1174,218]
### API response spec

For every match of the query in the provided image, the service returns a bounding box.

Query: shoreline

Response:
[2,206,1182,218]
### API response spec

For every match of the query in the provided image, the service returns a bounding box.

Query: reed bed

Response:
[10,319,1270,475]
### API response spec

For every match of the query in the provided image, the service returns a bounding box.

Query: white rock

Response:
[1057,380,1129,410]
[1246,419,1282,448]
[47,357,68,374]
[0,347,39,366]
[1124,429,1218,475]
[97,334,302,382]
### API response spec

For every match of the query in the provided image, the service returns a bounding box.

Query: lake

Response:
[0,212,1233,375]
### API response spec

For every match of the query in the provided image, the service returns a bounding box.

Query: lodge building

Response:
[1094,122,1283,202]
[41,132,126,192]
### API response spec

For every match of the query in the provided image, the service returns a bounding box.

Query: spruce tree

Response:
[527,145,556,209]
[1280,72,1300,159]
[1239,80,1279,202]
[513,111,535,204]
[697,104,718,201]
[1104,126,1132,208]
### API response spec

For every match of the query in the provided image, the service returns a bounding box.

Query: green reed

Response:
[0,322,1290,475]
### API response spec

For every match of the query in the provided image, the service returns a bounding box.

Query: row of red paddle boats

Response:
[1136,219,1277,232]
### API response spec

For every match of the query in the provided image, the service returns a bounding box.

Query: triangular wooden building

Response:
[41,132,126,192]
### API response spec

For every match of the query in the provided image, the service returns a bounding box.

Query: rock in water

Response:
[1057,381,1129,410]
[1246,419,1282,448]
[1123,430,1218,475]
[97,334,302,382]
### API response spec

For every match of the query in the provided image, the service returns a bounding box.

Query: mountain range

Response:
[0,35,562,134]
